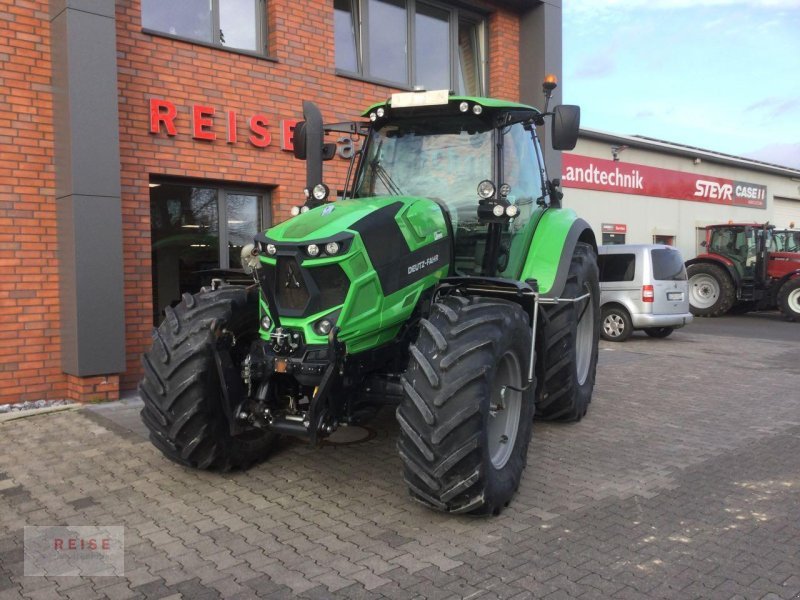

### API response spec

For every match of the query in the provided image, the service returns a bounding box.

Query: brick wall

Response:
[0,0,522,403]
[0,1,66,403]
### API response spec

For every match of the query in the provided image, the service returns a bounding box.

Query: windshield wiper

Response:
[373,163,403,196]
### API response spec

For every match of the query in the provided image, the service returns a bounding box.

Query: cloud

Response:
[743,142,800,170]
[745,97,800,118]
[573,54,616,79]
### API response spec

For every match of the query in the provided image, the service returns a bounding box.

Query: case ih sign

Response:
[562,154,767,209]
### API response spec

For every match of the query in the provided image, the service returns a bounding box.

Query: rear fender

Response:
[520,208,596,298]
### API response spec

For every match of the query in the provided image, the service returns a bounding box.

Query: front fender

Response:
[520,208,596,297]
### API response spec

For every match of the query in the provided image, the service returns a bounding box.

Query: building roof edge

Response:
[577,128,800,179]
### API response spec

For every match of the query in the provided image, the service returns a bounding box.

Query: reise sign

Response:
[148,98,297,149]
[562,154,767,209]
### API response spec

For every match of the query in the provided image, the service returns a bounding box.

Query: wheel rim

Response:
[603,313,625,338]
[689,273,720,309]
[488,351,522,470]
[788,287,800,313]
[575,283,594,385]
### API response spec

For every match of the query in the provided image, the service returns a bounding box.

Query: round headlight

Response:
[459,101,469,113]
[261,315,272,330]
[325,242,340,255]
[472,104,483,115]
[307,244,320,257]
[315,319,333,336]
[506,205,519,217]
[492,204,505,217]
[499,183,511,198]
[312,183,329,201]
[477,180,496,199]
[369,112,377,122]
[376,107,385,117]
[300,206,310,213]
[266,244,277,255]
[290,206,300,216]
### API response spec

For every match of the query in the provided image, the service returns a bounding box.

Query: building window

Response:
[602,232,626,245]
[150,181,269,324]
[653,234,675,246]
[335,0,486,95]
[142,0,266,55]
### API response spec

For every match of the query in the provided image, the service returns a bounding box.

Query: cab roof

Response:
[362,93,540,123]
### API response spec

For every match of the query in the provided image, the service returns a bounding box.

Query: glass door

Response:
[150,181,269,324]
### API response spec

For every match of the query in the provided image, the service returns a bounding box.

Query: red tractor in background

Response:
[686,223,800,321]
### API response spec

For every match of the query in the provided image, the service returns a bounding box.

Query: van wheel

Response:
[644,327,673,338]
[601,306,632,342]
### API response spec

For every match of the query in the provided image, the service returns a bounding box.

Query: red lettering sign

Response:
[281,118,299,151]
[562,154,766,209]
[149,99,177,136]
[226,110,237,144]
[148,98,277,149]
[249,114,271,148]
[192,105,216,141]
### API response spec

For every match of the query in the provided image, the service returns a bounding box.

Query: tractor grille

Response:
[275,257,309,312]
[260,257,349,317]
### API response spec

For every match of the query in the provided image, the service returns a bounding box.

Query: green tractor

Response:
[140,83,600,515]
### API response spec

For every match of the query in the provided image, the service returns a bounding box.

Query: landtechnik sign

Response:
[562,154,767,209]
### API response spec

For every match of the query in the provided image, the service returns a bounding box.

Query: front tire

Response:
[601,306,632,342]
[777,278,800,322]
[397,296,534,515]
[536,242,601,421]
[687,263,735,317]
[139,285,277,470]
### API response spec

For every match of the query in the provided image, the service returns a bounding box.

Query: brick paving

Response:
[1,324,799,599]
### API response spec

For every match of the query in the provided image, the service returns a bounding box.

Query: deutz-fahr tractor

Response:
[686,223,800,320]
[140,82,600,515]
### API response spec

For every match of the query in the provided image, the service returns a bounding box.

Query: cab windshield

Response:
[353,115,547,276]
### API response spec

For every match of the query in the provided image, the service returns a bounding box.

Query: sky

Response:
[562,0,800,170]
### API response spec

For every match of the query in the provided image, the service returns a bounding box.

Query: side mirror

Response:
[293,122,336,160]
[551,105,580,150]
[293,121,307,159]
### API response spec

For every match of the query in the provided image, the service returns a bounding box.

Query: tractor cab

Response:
[352,93,572,279]
[704,223,770,283]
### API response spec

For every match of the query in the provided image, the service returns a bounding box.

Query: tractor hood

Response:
[264,196,449,248]
[253,195,452,352]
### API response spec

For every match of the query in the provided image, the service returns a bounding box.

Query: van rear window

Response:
[598,254,635,282]
[651,248,686,281]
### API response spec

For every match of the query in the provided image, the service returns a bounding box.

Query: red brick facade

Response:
[1,0,526,403]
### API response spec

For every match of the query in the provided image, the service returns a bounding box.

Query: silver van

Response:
[597,244,693,341]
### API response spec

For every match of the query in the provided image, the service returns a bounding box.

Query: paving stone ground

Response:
[1,322,799,599]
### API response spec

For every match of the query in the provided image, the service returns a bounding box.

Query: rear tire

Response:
[644,327,674,338]
[777,278,800,322]
[536,242,600,422]
[601,306,632,342]
[139,285,277,470]
[397,296,534,515]
[687,263,735,317]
